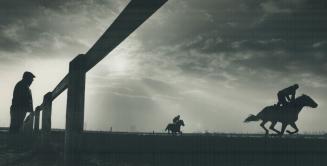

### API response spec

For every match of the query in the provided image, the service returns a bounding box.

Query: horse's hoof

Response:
[286,130,292,134]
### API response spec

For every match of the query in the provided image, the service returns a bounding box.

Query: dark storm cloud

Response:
[1,0,325,77]
[0,0,63,52]
[135,0,327,83]
[0,0,125,57]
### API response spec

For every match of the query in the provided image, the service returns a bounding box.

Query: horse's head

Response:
[178,120,185,126]
[299,94,318,108]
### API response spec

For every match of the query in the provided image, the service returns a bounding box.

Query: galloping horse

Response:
[244,94,318,136]
[165,120,185,135]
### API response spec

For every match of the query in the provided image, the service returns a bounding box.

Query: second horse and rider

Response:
[166,115,185,135]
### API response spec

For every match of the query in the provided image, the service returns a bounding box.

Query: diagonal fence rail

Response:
[26,0,167,165]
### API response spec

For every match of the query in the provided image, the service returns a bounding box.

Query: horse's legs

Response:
[260,120,269,136]
[286,122,299,134]
[179,131,183,136]
[278,123,288,136]
[269,121,280,134]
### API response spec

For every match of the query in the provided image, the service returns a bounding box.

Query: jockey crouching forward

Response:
[276,84,299,108]
[173,115,180,124]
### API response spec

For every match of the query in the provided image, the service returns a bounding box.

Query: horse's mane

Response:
[296,94,309,101]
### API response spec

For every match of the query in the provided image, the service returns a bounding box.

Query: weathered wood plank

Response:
[42,92,53,132]
[85,0,167,71]
[36,75,68,111]
[34,110,40,132]
[52,74,69,100]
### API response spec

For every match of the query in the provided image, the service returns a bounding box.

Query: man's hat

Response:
[23,71,35,79]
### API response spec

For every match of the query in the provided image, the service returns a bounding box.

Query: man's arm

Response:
[291,91,296,101]
[19,86,34,112]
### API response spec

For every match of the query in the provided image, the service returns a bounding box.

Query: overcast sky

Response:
[0,0,326,133]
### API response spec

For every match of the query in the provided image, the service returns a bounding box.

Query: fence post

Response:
[34,110,40,132]
[33,93,53,150]
[42,92,53,132]
[64,54,86,165]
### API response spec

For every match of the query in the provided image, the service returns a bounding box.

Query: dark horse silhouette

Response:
[165,120,185,135]
[244,94,318,136]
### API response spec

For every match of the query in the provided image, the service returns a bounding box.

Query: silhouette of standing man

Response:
[277,84,299,107]
[9,72,35,133]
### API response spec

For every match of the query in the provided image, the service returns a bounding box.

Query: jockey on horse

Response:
[173,115,180,124]
[166,115,185,135]
[244,83,318,136]
[276,84,299,109]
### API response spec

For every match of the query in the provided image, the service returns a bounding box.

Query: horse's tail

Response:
[244,114,260,123]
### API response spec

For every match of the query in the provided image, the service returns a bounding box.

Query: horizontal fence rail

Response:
[52,74,69,100]
[85,0,168,72]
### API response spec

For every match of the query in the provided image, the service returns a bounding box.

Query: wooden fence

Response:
[25,0,167,165]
